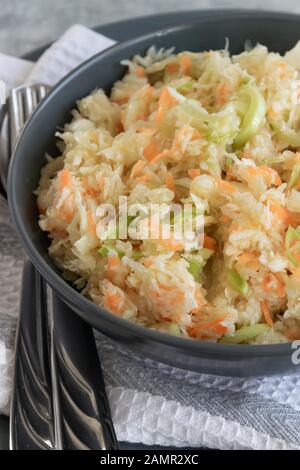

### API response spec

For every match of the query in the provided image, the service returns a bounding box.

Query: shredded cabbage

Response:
[36,43,300,345]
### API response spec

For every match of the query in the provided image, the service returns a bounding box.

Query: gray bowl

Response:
[8,11,300,376]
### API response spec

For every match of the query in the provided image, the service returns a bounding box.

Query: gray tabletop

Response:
[1,0,300,57]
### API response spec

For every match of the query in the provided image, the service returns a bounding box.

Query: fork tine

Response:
[37,85,48,101]
[1,84,50,193]
[23,87,36,120]
[8,84,50,155]
[9,88,25,150]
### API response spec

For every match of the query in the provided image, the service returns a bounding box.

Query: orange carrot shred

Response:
[180,54,192,75]
[156,87,178,124]
[165,63,179,74]
[273,272,286,298]
[188,169,201,179]
[260,300,274,326]
[87,210,96,236]
[130,160,146,179]
[144,138,161,161]
[262,273,273,293]
[166,172,175,190]
[136,173,153,184]
[135,66,146,77]
[237,251,257,266]
[151,149,171,164]
[219,215,230,223]
[214,177,237,194]
[269,199,297,229]
[59,168,71,187]
[203,235,216,250]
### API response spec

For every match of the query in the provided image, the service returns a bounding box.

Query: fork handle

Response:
[10,261,55,450]
[49,291,119,450]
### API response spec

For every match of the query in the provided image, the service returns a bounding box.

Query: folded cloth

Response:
[0,24,300,450]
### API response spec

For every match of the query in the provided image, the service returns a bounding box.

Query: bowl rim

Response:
[8,9,300,358]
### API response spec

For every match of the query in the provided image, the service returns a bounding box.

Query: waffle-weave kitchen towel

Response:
[0,24,300,449]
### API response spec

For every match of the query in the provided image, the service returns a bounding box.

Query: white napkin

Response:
[1,24,300,450]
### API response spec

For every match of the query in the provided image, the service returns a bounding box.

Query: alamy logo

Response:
[291,340,300,365]
[0,80,6,105]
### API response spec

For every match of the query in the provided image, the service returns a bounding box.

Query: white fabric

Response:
[0,24,300,450]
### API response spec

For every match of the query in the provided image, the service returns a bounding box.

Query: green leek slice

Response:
[233,83,266,149]
[169,323,181,336]
[285,225,300,267]
[219,324,270,344]
[99,246,125,258]
[228,269,249,296]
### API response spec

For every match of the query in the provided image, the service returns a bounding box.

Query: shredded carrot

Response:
[105,291,124,315]
[262,272,285,298]
[130,160,146,179]
[83,176,99,197]
[188,315,227,337]
[157,283,174,291]
[87,210,96,236]
[159,238,183,252]
[286,330,300,340]
[203,235,216,250]
[192,129,202,140]
[237,251,257,265]
[156,87,178,124]
[135,66,146,77]
[166,172,175,190]
[59,168,71,187]
[290,268,300,282]
[180,54,192,75]
[136,127,157,135]
[262,273,274,293]
[107,253,120,269]
[215,82,230,106]
[260,300,274,326]
[277,61,288,69]
[157,283,185,302]
[188,169,201,179]
[151,149,171,164]
[143,138,161,161]
[59,208,74,223]
[214,324,229,334]
[191,288,206,313]
[136,173,153,184]
[269,199,297,229]
[247,166,282,187]
[165,62,179,74]
[142,257,153,267]
[219,214,230,223]
[106,253,120,283]
[273,272,286,298]
[171,128,187,150]
[215,178,237,194]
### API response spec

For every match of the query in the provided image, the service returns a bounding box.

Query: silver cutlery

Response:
[0,84,48,193]
[3,84,118,450]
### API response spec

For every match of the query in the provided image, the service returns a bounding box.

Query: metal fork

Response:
[6,85,118,450]
[7,84,54,450]
[0,85,48,193]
